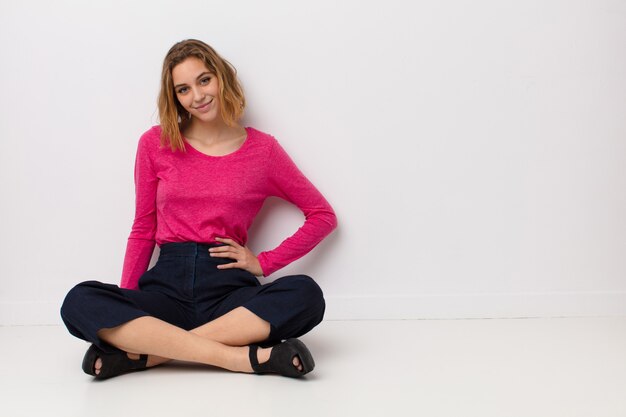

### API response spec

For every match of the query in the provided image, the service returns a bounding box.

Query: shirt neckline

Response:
[183,126,251,159]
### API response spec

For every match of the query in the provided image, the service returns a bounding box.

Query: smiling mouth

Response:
[194,98,214,109]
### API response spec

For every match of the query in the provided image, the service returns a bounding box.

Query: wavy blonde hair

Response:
[157,39,246,152]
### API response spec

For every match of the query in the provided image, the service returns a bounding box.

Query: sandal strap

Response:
[249,344,274,373]
[249,344,261,369]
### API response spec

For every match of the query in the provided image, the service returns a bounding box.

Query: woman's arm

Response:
[120,129,158,289]
[256,138,337,276]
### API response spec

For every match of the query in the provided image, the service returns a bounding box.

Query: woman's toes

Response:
[293,356,303,372]
[94,357,102,375]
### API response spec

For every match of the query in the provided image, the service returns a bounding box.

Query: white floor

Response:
[1,318,626,417]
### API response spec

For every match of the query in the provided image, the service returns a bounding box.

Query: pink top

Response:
[120,125,337,290]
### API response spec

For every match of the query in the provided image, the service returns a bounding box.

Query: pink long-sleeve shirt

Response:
[120,125,337,290]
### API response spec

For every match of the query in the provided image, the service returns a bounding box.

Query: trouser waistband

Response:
[158,242,224,257]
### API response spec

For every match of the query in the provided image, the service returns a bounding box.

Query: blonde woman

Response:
[61,39,337,379]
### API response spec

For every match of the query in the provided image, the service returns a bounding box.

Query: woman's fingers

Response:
[209,237,243,261]
[209,237,263,276]
[216,261,242,270]
[214,236,239,247]
[208,245,236,255]
[209,249,237,258]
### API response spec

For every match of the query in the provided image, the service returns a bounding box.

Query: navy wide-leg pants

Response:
[60,242,325,353]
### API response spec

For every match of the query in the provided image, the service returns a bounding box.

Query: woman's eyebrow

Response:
[174,72,213,89]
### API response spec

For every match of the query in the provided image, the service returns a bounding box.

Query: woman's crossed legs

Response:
[95,306,303,375]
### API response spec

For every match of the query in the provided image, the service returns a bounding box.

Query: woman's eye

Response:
[177,87,189,94]
[200,77,211,85]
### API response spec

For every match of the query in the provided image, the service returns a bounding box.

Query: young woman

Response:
[60,39,337,380]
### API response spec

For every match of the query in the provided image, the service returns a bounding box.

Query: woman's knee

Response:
[284,274,326,322]
[288,275,326,335]
[290,274,324,302]
[60,280,103,321]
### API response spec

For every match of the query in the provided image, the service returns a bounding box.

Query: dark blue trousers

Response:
[60,242,325,353]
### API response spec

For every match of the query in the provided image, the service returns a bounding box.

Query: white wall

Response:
[1,0,625,325]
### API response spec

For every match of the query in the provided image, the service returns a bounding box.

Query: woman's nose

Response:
[192,87,205,102]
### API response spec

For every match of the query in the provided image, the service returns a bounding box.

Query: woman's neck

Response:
[183,119,242,145]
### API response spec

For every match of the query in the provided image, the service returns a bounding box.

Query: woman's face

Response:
[172,57,220,123]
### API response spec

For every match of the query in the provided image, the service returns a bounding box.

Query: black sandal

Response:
[249,338,315,378]
[82,344,149,380]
